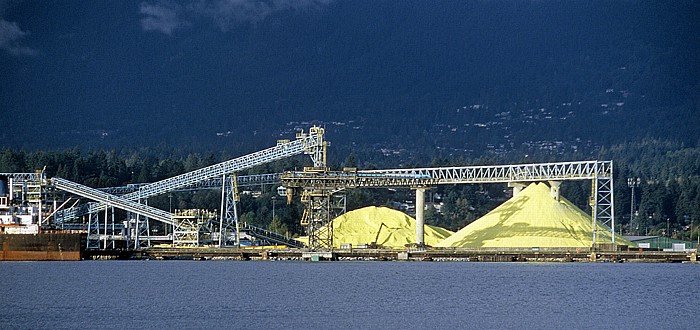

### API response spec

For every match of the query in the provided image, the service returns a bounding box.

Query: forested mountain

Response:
[1,1,699,239]
[1,1,698,153]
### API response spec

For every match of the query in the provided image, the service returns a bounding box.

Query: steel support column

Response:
[219,173,239,247]
[415,187,426,247]
[591,161,615,250]
[301,189,345,250]
[86,211,100,249]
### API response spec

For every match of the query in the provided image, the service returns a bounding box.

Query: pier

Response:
[86,246,699,263]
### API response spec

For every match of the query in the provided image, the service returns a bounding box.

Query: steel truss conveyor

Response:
[362,160,616,249]
[358,160,612,184]
[283,161,612,188]
[98,173,283,195]
[51,177,174,225]
[240,222,305,248]
[282,160,615,250]
[58,127,326,221]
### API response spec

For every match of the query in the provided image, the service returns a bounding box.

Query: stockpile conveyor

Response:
[57,127,326,223]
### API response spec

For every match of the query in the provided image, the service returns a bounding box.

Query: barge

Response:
[0,232,86,261]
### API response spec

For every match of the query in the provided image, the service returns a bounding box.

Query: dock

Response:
[85,247,699,263]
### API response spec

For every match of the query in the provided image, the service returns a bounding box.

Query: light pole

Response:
[628,177,640,235]
[272,196,276,221]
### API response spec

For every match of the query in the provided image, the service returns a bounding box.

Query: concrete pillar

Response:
[508,182,528,196]
[8,177,13,202]
[549,181,562,201]
[286,188,294,205]
[415,188,425,247]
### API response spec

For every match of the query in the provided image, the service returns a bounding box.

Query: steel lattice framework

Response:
[51,178,174,225]
[358,160,611,183]
[126,131,321,200]
[283,160,615,250]
[49,128,325,249]
[0,172,44,181]
[57,128,325,221]
[298,189,346,250]
[98,173,283,195]
[171,209,218,246]
[363,160,616,245]
[218,173,239,247]
[73,172,281,247]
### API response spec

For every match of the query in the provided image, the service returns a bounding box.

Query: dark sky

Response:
[1,1,698,149]
[2,1,344,147]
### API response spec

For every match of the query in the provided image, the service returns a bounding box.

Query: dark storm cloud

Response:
[139,0,334,35]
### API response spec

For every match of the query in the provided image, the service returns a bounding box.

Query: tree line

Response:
[1,138,699,240]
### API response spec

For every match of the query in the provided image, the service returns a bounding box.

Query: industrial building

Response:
[625,236,698,251]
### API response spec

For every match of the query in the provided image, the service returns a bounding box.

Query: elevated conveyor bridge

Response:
[359,160,612,183]
[51,177,175,226]
[241,222,306,248]
[122,129,323,201]
[51,127,326,249]
[282,160,614,250]
[282,161,611,188]
[57,127,325,221]
[98,173,283,195]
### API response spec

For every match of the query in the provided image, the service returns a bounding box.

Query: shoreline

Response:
[84,247,699,263]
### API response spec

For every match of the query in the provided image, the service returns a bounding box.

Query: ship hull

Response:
[0,233,86,261]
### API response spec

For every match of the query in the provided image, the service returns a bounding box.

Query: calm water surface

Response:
[0,261,698,329]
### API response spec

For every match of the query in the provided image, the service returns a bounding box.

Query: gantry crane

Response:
[281,160,614,251]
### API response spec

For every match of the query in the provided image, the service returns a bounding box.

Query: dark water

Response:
[0,261,698,329]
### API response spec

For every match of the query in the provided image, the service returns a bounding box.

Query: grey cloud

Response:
[0,18,36,56]
[140,0,333,35]
[139,2,187,35]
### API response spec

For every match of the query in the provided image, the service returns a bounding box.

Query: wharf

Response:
[87,247,700,263]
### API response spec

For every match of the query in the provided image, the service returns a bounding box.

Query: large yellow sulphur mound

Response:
[436,183,634,248]
[328,206,453,248]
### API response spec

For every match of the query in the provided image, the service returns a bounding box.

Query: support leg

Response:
[415,188,425,247]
